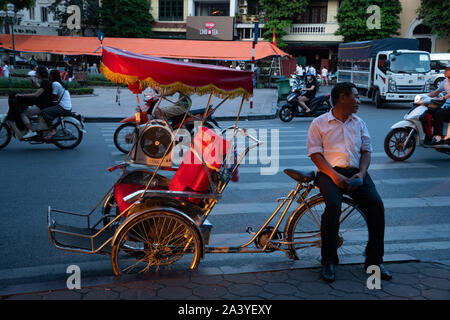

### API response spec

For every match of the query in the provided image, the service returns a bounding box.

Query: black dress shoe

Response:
[379,264,392,280]
[321,263,336,282]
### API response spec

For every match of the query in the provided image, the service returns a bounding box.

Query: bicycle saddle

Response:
[283,169,315,183]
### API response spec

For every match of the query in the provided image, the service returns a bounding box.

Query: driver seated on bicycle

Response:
[153,91,192,127]
[307,82,391,283]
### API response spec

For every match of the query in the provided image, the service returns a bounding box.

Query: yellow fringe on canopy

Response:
[100,62,251,100]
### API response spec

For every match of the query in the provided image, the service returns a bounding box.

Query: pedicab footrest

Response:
[50,223,114,254]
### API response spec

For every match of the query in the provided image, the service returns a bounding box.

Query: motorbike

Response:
[0,110,85,150]
[384,93,450,161]
[113,93,220,154]
[278,79,331,122]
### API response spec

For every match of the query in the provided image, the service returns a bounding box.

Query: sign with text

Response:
[186,16,234,41]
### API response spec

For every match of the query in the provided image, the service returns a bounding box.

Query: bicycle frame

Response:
[204,180,318,255]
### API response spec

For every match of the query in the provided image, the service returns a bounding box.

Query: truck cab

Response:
[373,50,431,107]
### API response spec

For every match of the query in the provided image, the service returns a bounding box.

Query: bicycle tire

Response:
[285,195,368,263]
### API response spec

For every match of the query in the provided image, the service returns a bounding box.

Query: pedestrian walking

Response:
[2,60,10,78]
[307,82,392,283]
[321,66,329,86]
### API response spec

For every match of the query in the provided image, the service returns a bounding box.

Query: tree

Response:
[417,0,450,39]
[335,0,402,42]
[48,0,101,36]
[0,0,35,11]
[259,0,309,48]
[101,0,153,38]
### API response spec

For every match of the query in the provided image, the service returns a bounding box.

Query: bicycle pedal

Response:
[246,226,255,235]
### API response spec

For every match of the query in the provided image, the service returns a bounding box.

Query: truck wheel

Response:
[434,78,445,90]
[375,90,384,109]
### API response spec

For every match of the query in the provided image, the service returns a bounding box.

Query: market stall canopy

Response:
[0,34,289,61]
[101,46,254,99]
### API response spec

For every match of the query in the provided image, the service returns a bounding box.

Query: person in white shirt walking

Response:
[307,82,391,283]
[2,60,10,78]
[321,67,329,86]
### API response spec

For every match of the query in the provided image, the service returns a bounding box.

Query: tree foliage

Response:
[48,0,101,36]
[335,0,402,42]
[417,0,450,39]
[258,0,309,48]
[100,0,153,38]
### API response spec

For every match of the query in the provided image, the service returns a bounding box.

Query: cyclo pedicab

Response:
[48,47,369,276]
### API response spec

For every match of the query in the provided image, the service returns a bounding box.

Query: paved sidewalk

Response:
[0,87,279,122]
[1,258,449,300]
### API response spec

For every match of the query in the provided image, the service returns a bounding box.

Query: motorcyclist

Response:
[153,91,192,127]
[297,72,318,113]
[427,65,450,144]
[6,65,53,139]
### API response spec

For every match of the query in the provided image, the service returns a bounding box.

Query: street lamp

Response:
[0,3,24,69]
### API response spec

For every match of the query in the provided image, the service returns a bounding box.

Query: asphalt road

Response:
[1,100,449,287]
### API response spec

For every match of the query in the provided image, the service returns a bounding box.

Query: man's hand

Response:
[332,173,350,190]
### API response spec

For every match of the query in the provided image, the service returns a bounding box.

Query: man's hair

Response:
[36,65,48,79]
[331,82,357,105]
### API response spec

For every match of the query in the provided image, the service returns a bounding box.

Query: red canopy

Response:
[100,46,254,99]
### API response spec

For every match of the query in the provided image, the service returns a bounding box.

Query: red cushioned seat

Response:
[114,183,167,216]
[169,127,230,204]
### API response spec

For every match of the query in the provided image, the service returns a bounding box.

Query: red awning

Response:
[100,46,254,99]
[0,34,289,61]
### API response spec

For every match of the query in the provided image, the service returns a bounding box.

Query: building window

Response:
[195,2,229,16]
[159,0,184,21]
[29,7,35,20]
[295,3,327,24]
[41,7,48,22]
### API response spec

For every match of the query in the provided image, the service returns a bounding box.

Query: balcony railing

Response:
[289,22,338,35]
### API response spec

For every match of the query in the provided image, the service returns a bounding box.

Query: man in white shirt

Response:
[307,82,391,283]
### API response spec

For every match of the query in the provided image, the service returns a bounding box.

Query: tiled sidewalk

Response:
[2,261,449,300]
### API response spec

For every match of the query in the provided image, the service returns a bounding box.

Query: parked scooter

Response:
[0,111,85,150]
[113,93,220,154]
[278,79,331,122]
[384,93,450,161]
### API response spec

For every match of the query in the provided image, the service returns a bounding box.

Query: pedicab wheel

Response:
[285,196,368,262]
[114,123,138,154]
[279,104,295,122]
[52,120,83,149]
[384,128,416,161]
[0,123,12,150]
[111,211,202,276]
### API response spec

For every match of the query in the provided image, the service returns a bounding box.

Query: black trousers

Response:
[433,108,450,137]
[6,94,38,130]
[316,168,385,267]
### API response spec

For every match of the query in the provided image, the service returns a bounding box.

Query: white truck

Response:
[337,38,431,108]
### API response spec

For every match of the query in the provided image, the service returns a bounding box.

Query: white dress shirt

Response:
[307,110,373,169]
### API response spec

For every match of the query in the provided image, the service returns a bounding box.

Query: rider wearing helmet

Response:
[428,65,450,144]
[298,71,318,113]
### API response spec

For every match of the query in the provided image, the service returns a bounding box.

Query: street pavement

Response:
[1,86,449,301]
